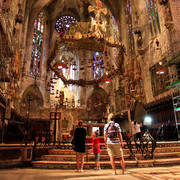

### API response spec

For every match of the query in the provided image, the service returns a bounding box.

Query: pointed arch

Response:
[87,87,109,119]
[21,84,44,118]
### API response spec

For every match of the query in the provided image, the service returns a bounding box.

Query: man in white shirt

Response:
[134,121,142,141]
[131,120,137,142]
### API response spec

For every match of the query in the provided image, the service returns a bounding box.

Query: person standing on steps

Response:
[131,119,136,142]
[90,131,101,170]
[134,121,142,142]
[104,113,125,175]
[73,120,86,172]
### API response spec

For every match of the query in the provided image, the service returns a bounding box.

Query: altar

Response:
[73,123,106,137]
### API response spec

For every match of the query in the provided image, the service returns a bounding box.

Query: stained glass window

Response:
[125,0,135,56]
[59,68,66,90]
[70,63,75,91]
[146,0,161,36]
[112,16,119,42]
[93,52,103,79]
[55,16,78,34]
[111,16,119,61]
[30,12,44,77]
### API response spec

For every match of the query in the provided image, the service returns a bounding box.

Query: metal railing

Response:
[126,132,156,164]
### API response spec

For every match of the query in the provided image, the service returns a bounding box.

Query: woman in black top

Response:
[73,120,86,172]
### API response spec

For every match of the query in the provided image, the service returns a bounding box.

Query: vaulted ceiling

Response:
[26,0,122,23]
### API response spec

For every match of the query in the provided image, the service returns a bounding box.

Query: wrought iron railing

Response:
[126,132,156,164]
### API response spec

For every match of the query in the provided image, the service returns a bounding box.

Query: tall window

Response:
[93,52,103,79]
[30,12,44,77]
[125,0,135,56]
[70,64,75,91]
[59,68,66,90]
[111,16,119,63]
[146,0,161,36]
[55,16,78,34]
[112,15,119,42]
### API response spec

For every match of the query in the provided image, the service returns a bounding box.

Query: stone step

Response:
[32,157,180,169]
[48,146,180,155]
[55,141,180,149]
[154,147,180,153]
[41,152,180,161]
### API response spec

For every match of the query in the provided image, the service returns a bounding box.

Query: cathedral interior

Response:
[0,0,180,172]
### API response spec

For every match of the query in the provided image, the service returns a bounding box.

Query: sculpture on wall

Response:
[164,3,173,30]
[133,11,143,49]
[165,5,172,22]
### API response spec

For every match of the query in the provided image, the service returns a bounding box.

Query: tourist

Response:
[131,120,136,142]
[134,121,142,141]
[104,113,125,175]
[90,131,101,170]
[72,120,86,172]
[125,130,131,141]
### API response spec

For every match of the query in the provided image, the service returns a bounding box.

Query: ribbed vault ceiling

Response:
[26,0,122,22]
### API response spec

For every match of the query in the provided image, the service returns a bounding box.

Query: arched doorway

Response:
[87,86,109,121]
[20,84,48,142]
[21,84,44,117]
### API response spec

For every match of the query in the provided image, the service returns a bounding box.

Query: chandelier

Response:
[47,0,125,87]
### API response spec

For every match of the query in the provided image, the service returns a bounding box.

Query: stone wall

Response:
[170,0,180,49]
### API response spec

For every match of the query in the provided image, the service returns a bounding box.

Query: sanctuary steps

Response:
[32,141,180,169]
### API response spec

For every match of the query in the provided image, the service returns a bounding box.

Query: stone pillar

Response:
[80,87,86,106]
[90,125,93,136]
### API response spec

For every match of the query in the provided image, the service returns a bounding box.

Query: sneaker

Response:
[97,167,101,170]
[93,167,98,170]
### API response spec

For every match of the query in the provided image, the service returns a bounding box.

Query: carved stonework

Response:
[164,4,174,30]
[159,0,168,5]
[134,27,143,49]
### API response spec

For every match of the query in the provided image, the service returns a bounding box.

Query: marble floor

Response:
[1,165,180,180]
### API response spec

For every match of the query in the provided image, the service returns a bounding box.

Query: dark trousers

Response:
[136,132,141,141]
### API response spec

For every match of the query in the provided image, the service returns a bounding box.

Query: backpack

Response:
[107,122,118,138]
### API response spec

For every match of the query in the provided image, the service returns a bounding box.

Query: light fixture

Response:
[103,78,112,84]
[159,61,162,65]
[144,116,152,125]
[156,69,167,74]
[54,62,67,69]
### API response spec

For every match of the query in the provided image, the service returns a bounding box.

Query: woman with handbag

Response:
[72,120,86,172]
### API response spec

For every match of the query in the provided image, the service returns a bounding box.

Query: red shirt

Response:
[92,138,101,153]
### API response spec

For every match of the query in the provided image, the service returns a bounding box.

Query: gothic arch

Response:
[87,86,109,120]
[133,101,147,124]
[20,84,44,118]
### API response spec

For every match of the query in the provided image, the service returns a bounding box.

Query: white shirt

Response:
[134,124,141,133]
[131,121,136,135]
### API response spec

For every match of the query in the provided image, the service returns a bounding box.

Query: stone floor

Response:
[1,165,180,180]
